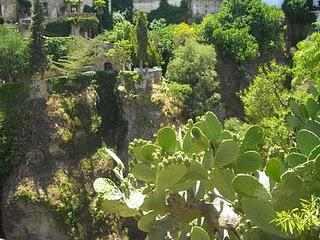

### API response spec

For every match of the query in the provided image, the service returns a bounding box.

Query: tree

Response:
[292,32,320,88]
[241,61,291,123]
[0,26,30,82]
[199,0,285,55]
[29,0,47,79]
[105,40,132,70]
[283,0,315,24]
[133,11,148,70]
[94,0,106,32]
[166,39,220,118]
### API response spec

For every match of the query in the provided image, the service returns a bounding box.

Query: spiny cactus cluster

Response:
[94,101,320,239]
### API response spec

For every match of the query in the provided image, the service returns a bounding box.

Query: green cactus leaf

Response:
[309,84,319,97]
[232,174,270,200]
[93,178,123,200]
[214,140,240,168]
[210,168,236,201]
[100,200,138,217]
[157,127,177,153]
[243,228,285,240]
[235,151,262,173]
[183,127,209,155]
[241,125,263,151]
[265,158,282,182]
[131,163,156,182]
[299,104,309,120]
[147,216,175,240]
[219,130,233,140]
[286,152,307,168]
[140,144,161,163]
[306,120,320,137]
[184,160,208,181]
[138,211,157,232]
[289,99,305,122]
[203,111,223,142]
[241,198,288,238]
[306,98,319,119]
[190,226,210,240]
[309,145,320,160]
[128,140,146,161]
[156,164,187,191]
[124,190,145,209]
[296,129,320,156]
[286,115,304,129]
[292,160,315,176]
[203,148,214,170]
[170,179,195,192]
[141,190,168,214]
[272,171,310,211]
[315,154,320,177]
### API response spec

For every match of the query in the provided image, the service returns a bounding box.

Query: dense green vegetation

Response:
[2,0,320,239]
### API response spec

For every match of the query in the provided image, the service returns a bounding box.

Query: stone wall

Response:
[133,0,181,12]
[0,0,17,22]
[190,0,221,18]
[0,0,95,23]
[133,0,222,17]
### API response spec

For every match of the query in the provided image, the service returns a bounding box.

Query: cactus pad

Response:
[265,158,282,182]
[235,151,262,173]
[156,152,190,190]
[210,168,236,201]
[140,144,161,164]
[193,111,223,143]
[157,127,177,153]
[124,190,144,209]
[183,127,209,155]
[286,152,307,168]
[93,178,122,200]
[241,125,263,151]
[271,171,310,211]
[232,174,270,200]
[138,211,157,232]
[296,129,320,156]
[190,226,210,240]
[241,198,287,238]
[131,163,156,182]
[306,98,319,120]
[214,140,240,168]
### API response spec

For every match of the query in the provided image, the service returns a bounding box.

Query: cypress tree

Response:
[133,11,148,70]
[29,0,46,79]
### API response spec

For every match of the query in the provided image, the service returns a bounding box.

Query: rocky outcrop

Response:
[1,75,124,240]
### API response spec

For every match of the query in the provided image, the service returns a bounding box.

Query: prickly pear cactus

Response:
[93,107,320,240]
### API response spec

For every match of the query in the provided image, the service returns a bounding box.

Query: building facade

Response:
[132,0,222,17]
[0,0,94,23]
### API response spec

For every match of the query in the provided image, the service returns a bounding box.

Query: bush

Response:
[292,32,320,88]
[199,0,285,60]
[166,39,220,118]
[0,26,31,82]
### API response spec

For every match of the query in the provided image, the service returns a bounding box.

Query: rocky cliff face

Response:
[0,74,126,240]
